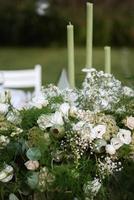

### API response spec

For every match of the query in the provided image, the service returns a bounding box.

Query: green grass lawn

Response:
[0,47,133,88]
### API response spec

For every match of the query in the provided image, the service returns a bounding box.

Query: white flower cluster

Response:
[42,84,61,99]
[37,111,64,130]
[29,93,48,109]
[106,129,131,155]
[37,102,77,130]
[98,156,122,178]
[62,88,79,106]
[123,86,134,97]
[83,178,101,198]
[80,68,123,111]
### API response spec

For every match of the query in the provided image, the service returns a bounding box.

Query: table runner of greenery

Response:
[0,69,134,200]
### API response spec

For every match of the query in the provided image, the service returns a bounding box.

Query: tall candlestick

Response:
[104,46,111,74]
[86,2,93,68]
[67,22,75,88]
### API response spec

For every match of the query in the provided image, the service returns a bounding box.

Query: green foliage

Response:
[9,193,19,200]
[0,0,133,46]
[52,164,83,198]
[105,95,134,126]
[105,161,134,200]
[21,107,53,130]
[118,145,132,159]
[27,172,39,189]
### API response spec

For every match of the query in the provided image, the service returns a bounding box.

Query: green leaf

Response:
[26,147,41,160]
[27,172,39,189]
[9,193,19,200]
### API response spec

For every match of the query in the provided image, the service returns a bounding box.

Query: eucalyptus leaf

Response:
[27,172,39,189]
[26,147,41,160]
[9,193,19,200]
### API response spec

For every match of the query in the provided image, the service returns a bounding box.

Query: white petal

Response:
[111,137,123,150]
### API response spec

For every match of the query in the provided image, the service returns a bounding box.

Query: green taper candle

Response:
[67,22,75,88]
[86,2,93,68]
[104,46,111,74]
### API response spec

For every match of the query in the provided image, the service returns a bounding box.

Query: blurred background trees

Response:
[0,0,133,47]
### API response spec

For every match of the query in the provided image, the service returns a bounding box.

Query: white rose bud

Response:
[25,160,39,171]
[69,106,77,117]
[0,135,10,148]
[125,116,134,130]
[0,165,14,182]
[106,144,116,155]
[0,103,9,114]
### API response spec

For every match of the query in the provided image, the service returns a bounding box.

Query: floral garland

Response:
[0,70,134,200]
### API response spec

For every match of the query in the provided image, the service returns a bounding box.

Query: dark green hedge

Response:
[0,0,133,47]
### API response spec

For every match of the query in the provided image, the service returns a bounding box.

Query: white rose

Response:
[37,114,53,130]
[25,160,39,170]
[111,137,123,150]
[38,111,64,130]
[0,103,9,114]
[106,144,116,155]
[6,110,22,125]
[0,165,13,182]
[0,135,10,148]
[73,121,86,132]
[59,103,70,117]
[92,125,106,139]
[69,106,77,117]
[125,116,134,130]
[117,129,131,144]
[51,111,64,126]
[31,94,48,109]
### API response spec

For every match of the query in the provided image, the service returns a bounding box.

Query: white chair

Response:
[1,64,42,96]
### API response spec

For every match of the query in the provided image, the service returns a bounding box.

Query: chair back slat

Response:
[0,65,42,95]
